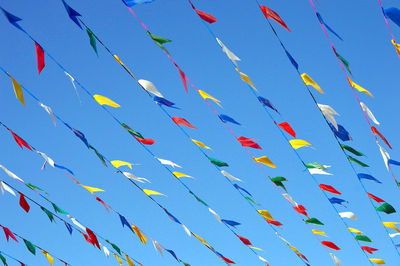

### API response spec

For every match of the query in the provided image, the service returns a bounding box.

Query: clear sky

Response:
[0,0,399,265]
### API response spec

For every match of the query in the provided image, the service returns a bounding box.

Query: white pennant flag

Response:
[216,38,241,67]
[39,103,57,126]
[138,80,164,98]
[221,170,242,182]
[36,151,55,168]
[308,168,333,175]
[0,181,16,196]
[182,224,191,237]
[122,171,150,183]
[282,193,297,206]
[378,143,390,170]
[64,71,81,102]
[318,104,339,130]
[152,240,163,256]
[67,215,86,231]
[100,244,110,258]
[258,256,271,265]
[0,165,24,183]
[330,253,341,265]
[156,158,182,168]
[360,102,380,126]
[390,233,400,238]
[208,208,221,222]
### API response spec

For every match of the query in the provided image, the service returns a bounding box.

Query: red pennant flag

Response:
[361,246,378,254]
[2,226,18,242]
[237,234,252,246]
[260,5,291,32]
[86,228,100,250]
[321,241,340,250]
[174,63,188,93]
[298,253,309,262]
[267,220,283,226]
[195,9,217,24]
[95,196,110,212]
[293,205,308,217]
[172,117,197,129]
[371,126,392,149]
[81,231,94,245]
[277,122,296,138]
[19,263,26,266]
[222,257,235,264]
[19,193,30,213]
[367,192,385,203]
[9,130,32,151]
[35,42,45,74]
[237,136,262,149]
[134,137,156,145]
[319,184,341,195]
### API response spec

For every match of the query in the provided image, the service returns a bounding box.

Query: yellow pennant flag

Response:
[193,233,212,249]
[8,74,25,107]
[369,258,385,264]
[289,245,300,253]
[301,73,324,94]
[312,229,327,237]
[124,253,135,266]
[348,78,373,97]
[132,224,147,244]
[42,250,54,266]
[113,55,124,66]
[289,139,313,149]
[392,40,400,55]
[348,227,362,235]
[254,156,277,168]
[113,253,123,266]
[191,139,211,149]
[198,90,222,107]
[172,172,192,179]
[249,246,263,251]
[111,160,132,169]
[257,210,274,220]
[383,222,400,233]
[238,71,257,91]
[93,95,120,108]
[143,189,166,197]
[81,185,104,194]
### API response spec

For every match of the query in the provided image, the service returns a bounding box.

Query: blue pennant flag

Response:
[219,114,241,125]
[357,173,382,184]
[62,0,82,29]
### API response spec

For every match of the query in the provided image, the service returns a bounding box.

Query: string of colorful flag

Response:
[0,166,144,266]
[0,223,69,265]
[57,1,329,264]
[0,250,26,266]
[251,0,400,264]
[0,119,196,266]
[375,1,400,58]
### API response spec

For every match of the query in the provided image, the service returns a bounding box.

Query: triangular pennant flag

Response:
[148,32,171,54]
[319,184,341,195]
[254,156,276,168]
[369,258,385,264]
[62,0,82,29]
[360,102,380,126]
[39,103,56,126]
[312,229,327,237]
[106,240,121,255]
[301,73,324,93]
[341,144,364,156]
[1,8,22,29]
[153,96,178,109]
[367,192,385,203]
[216,38,241,67]
[372,126,391,149]
[0,165,24,182]
[89,145,107,167]
[321,241,340,250]
[42,250,54,266]
[305,218,324,225]
[357,173,381,183]
[257,210,273,221]
[221,171,242,182]
[124,253,135,266]
[239,71,257,91]
[51,203,68,215]
[132,224,147,244]
[113,253,123,266]
[86,27,98,55]
[383,222,400,233]
[157,158,181,168]
[111,160,132,169]
[138,79,163,97]
[316,13,343,40]
[119,214,134,233]
[376,203,396,214]
[270,176,287,191]
[35,42,45,74]
[330,253,341,266]
[2,226,18,242]
[289,139,312,149]
[195,9,217,24]
[198,90,222,107]
[207,156,229,167]
[362,246,378,254]
[348,227,362,235]
[143,189,166,197]
[348,156,369,167]
[329,197,348,206]
[304,162,328,170]
[355,235,372,242]
[348,77,373,97]
[9,130,31,150]
[237,136,262,149]
[339,212,357,220]
[191,139,211,149]
[334,49,352,74]
[222,219,241,228]
[19,193,30,213]
[172,172,192,179]
[172,117,196,129]
[93,95,120,107]
[258,96,279,113]
[219,114,241,125]
[86,228,100,249]
[122,0,154,6]
[121,123,144,139]
[278,122,296,138]
[0,253,6,266]
[260,5,290,31]
[237,234,252,246]
[23,239,36,255]
[318,104,339,130]
[81,185,104,194]
[40,207,55,222]
[385,7,400,27]
[392,39,400,55]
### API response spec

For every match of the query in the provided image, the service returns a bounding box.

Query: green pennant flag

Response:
[376,202,396,214]
[348,156,369,167]
[148,32,171,54]
[341,144,364,156]
[121,123,144,139]
[182,263,191,266]
[106,240,121,255]
[270,176,287,191]
[245,197,261,206]
[89,145,107,167]
[86,27,98,55]
[355,235,372,242]
[0,253,6,266]
[305,218,324,226]
[304,162,327,170]
[51,203,68,215]
[207,156,229,167]
[189,191,208,207]
[40,207,54,222]
[336,52,352,74]
[25,183,47,194]
[23,239,36,255]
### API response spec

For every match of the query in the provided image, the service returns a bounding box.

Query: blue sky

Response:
[0,0,399,265]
